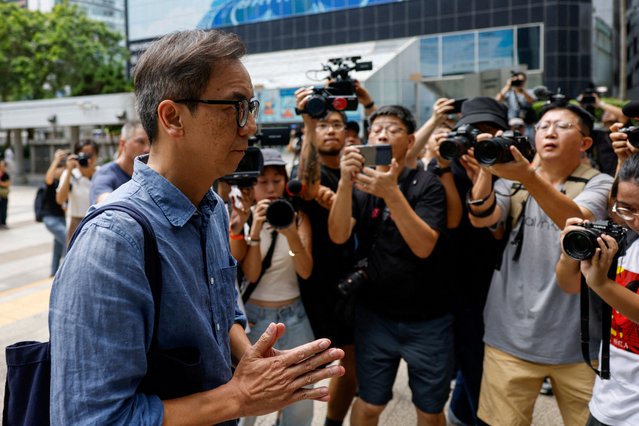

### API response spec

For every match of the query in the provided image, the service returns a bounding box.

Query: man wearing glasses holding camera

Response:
[49,29,345,425]
[467,100,613,425]
[329,105,452,426]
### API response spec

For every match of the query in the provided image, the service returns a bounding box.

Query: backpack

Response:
[34,184,47,223]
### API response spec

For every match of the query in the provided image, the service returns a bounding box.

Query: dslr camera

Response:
[337,258,368,298]
[265,198,296,229]
[474,131,535,165]
[562,220,627,261]
[440,124,481,160]
[76,153,91,167]
[299,56,372,119]
[510,71,524,87]
[220,146,263,188]
[619,126,639,149]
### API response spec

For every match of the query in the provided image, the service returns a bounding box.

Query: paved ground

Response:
[0,184,564,425]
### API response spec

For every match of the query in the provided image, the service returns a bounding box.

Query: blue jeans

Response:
[43,215,66,276]
[243,298,315,426]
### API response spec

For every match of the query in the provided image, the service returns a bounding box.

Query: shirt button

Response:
[216,323,220,331]
[210,277,215,286]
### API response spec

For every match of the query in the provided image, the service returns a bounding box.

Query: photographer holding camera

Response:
[467,99,613,425]
[56,139,99,245]
[328,105,452,426]
[495,71,536,123]
[294,80,374,426]
[229,148,315,426]
[556,152,639,426]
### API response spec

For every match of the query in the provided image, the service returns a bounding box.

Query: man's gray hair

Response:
[133,29,246,143]
[120,121,143,141]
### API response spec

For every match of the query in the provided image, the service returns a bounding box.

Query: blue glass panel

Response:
[420,36,439,77]
[442,33,475,75]
[478,29,513,71]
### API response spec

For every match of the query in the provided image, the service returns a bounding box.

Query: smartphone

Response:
[451,98,467,114]
[357,144,392,167]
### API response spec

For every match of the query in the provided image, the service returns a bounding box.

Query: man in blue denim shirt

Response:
[49,29,344,425]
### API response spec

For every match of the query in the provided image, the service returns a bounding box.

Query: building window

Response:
[478,29,514,71]
[517,26,541,70]
[442,33,475,75]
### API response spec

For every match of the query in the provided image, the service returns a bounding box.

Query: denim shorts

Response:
[354,305,454,413]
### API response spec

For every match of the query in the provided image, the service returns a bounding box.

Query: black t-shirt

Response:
[299,166,356,298]
[445,159,501,307]
[588,129,617,177]
[352,167,449,321]
[42,181,65,217]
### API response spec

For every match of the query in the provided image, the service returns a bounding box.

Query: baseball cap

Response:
[260,148,287,167]
[456,97,509,130]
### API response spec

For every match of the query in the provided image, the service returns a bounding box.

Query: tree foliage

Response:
[0,1,130,101]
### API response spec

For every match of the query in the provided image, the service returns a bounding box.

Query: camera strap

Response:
[241,229,278,303]
[580,274,612,380]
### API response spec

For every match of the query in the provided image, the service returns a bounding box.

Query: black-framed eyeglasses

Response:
[174,98,260,128]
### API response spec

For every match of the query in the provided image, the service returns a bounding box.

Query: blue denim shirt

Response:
[50,157,246,425]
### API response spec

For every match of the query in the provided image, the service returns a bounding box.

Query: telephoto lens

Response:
[474,131,535,165]
[562,220,627,261]
[265,198,295,229]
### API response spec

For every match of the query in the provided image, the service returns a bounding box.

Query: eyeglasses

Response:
[369,124,407,136]
[534,120,584,135]
[612,202,639,221]
[174,98,260,128]
[316,122,346,132]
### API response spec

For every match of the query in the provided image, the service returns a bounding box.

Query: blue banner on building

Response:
[198,0,403,28]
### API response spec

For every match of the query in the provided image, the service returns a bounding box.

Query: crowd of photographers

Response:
[217,68,639,426]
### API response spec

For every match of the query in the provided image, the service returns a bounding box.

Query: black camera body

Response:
[440,124,481,160]
[304,87,358,119]
[337,258,368,298]
[220,146,263,188]
[620,126,639,149]
[76,153,91,167]
[510,71,524,87]
[474,131,535,165]
[562,220,627,261]
[299,56,372,119]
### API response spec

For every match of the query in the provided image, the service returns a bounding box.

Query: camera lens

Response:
[474,140,501,165]
[440,138,465,160]
[266,199,295,229]
[562,229,598,261]
[305,95,328,119]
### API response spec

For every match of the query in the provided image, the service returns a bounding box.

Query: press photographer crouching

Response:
[228,148,315,426]
[467,96,614,425]
[328,105,453,426]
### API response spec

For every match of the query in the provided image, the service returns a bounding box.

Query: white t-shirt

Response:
[248,224,300,302]
[589,236,639,425]
[57,168,92,218]
[484,172,614,364]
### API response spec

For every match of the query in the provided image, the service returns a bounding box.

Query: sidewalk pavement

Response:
[0,185,564,425]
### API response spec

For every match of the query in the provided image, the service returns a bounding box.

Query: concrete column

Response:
[11,129,28,184]
[70,126,80,147]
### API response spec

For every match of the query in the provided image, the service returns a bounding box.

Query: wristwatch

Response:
[466,189,492,206]
[246,236,261,246]
[432,165,452,176]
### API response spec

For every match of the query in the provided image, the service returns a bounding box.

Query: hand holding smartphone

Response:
[356,144,392,167]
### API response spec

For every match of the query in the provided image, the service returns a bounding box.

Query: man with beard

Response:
[293,87,362,426]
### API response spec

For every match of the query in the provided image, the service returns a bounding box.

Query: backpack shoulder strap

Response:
[69,202,162,349]
[564,163,599,199]
[508,182,530,229]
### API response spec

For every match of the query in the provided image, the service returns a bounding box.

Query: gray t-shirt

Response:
[484,172,614,364]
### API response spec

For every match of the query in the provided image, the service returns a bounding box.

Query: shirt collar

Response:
[132,155,218,227]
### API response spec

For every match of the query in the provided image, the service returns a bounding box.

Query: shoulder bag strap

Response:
[242,229,279,303]
[580,274,611,380]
